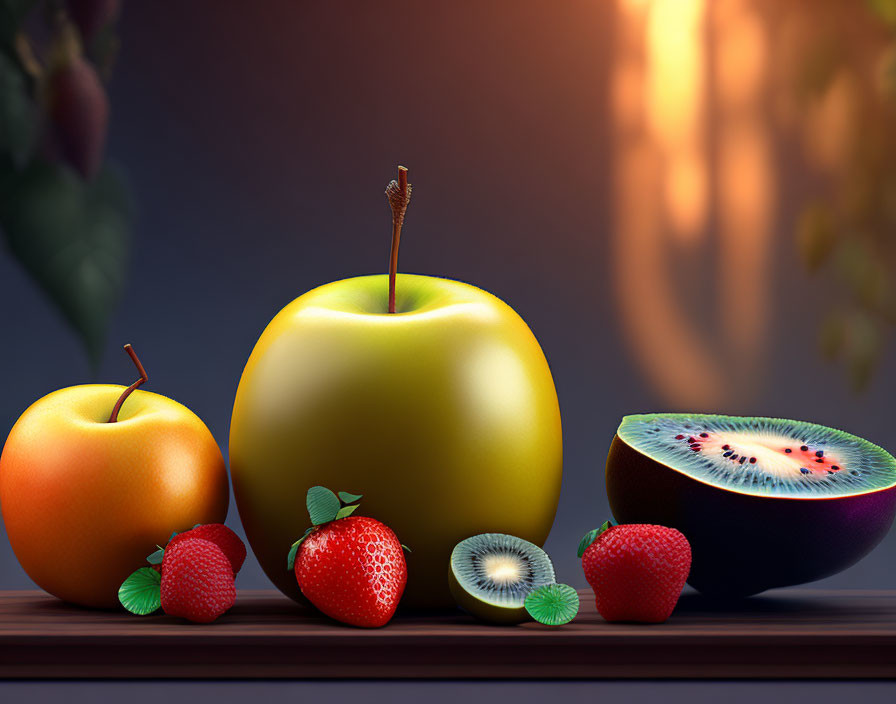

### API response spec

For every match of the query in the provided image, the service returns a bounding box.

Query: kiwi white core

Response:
[619,413,896,498]
[450,533,555,608]
[482,554,525,584]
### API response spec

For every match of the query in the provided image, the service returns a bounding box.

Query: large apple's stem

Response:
[108,344,148,423]
[386,166,412,314]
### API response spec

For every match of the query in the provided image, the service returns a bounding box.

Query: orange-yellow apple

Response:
[229,168,562,607]
[0,345,229,608]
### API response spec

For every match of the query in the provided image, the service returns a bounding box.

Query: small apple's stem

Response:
[107,344,148,423]
[386,165,411,314]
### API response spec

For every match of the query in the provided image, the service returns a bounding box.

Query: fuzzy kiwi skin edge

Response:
[448,567,530,624]
[606,434,896,598]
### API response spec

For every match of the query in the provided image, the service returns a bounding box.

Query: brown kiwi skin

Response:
[606,434,896,598]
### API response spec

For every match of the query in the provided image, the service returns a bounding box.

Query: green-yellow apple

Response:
[0,345,229,608]
[230,167,562,607]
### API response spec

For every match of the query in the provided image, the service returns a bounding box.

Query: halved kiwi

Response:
[607,413,896,597]
[449,533,555,624]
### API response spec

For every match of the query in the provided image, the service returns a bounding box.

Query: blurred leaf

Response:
[797,204,836,272]
[797,41,840,101]
[881,176,896,226]
[835,239,875,302]
[0,160,132,366]
[0,0,36,46]
[819,310,847,361]
[860,263,889,310]
[868,0,896,27]
[877,42,896,101]
[87,22,120,81]
[0,52,36,166]
[846,311,880,391]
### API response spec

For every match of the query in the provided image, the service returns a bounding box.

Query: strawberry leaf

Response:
[286,527,314,570]
[401,544,412,553]
[306,486,340,525]
[118,567,161,616]
[334,504,359,520]
[577,530,599,558]
[337,491,363,504]
[577,521,613,558]
[145,548,164,565]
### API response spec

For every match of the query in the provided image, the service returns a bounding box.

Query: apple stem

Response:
[107,344,149,423]
[386,165,412,314]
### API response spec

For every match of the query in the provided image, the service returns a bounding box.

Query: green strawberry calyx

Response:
[286,486,364,571]
[576,520,614,558]
[145,523,203,565]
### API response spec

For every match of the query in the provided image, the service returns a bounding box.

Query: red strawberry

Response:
[161,538,236,623]
[166,524,246,575]
[579,521,691,623]
[288,487,407,628]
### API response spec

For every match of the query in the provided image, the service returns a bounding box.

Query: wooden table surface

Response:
[1,589,894,679]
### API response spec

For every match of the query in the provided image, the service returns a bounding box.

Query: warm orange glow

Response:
[645,0,704,148]
[664,147,707,241]
[613,138,727,406]
[612,61,645,136]
[715,0,774,370]
[611,0,775,407]
[645,0,707,244]
[715,0,766,108]
[806,70,857,173]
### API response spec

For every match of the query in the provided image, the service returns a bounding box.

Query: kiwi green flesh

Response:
[619,413,896,499]
[607,432,896,597]
[449,533,555,624]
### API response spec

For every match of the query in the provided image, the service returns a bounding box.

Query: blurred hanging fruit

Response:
[67,0,120,42]
[0,2,130,366]
[797,204,836,273]
[46,24,109,180]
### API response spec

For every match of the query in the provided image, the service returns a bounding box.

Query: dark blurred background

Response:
[2,0,896,698]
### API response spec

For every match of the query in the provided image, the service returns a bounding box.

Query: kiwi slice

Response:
[617,413,896,498]
[524,583,579,626]
[449,533,555,624]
